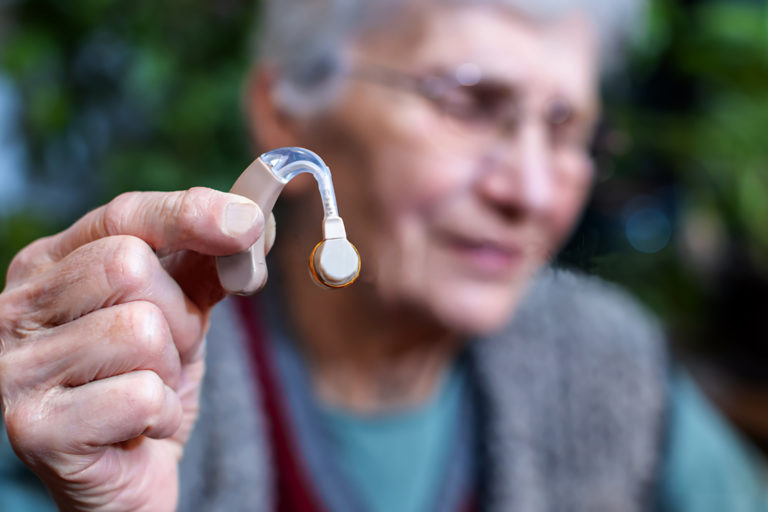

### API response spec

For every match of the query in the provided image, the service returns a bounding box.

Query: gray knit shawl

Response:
[178,268,668,512]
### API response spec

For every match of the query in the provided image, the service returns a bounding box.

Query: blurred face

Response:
[288,5,599,334]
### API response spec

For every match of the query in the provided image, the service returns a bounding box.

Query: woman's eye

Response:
[438,83,511,124]
[547,98,573,126]
[547,99,583,145]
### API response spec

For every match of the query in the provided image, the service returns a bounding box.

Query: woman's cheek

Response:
[551,155,594,247]
[373,150,477,223]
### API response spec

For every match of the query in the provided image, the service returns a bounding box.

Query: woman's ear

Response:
[243,67,318,197]
[244,67,297,151]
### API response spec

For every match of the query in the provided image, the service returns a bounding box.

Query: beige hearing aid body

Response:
[216,148,360,295]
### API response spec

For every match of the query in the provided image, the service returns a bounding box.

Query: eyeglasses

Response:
[349,63,594,155]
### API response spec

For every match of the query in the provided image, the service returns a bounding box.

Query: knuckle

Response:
[0,298,17,351]
[0,288,40,345]
[0,349,22,393]
[130,371,166,420]
[171,188,210,241]
[6,237,53,283]
[0,357,14,399]
[3,400,47,457]
[121,302,170,359]
[102,192,140,236]
[103,236,155,294]
[6,248,32,280]
[0,354,8,387]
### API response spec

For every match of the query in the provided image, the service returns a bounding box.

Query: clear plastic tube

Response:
[217,146,358,293]
[260,147,339,219]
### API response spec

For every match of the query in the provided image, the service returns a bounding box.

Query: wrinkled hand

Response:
[0,188,265,511]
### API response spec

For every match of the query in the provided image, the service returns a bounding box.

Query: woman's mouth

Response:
[438,233,527,278]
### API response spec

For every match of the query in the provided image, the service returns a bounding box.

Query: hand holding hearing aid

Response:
[0,161,292,511]
[0,146,348,511]
[217,147,361,294]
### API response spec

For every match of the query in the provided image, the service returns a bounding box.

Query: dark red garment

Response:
[235,296,477,512]
[236,296,329,512]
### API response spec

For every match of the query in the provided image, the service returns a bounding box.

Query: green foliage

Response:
[576,0,768,361]
[0,0,258,288]
[1,0,767,366]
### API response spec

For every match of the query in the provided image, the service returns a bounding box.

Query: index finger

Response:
[48,187,264,263]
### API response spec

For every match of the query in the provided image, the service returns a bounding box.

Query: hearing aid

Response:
[216,147,360,295]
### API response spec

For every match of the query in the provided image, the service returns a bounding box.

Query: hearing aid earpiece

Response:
[216,147,360,295]
[309,216,360,288]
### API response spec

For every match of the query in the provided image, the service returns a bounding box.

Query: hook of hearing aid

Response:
[216,147,360,295]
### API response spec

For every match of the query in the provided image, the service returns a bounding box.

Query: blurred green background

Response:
[0,0,766,392]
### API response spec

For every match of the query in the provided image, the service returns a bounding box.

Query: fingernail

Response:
[223,201,261,237]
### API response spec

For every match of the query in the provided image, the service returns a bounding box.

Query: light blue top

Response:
[656,372,768,512]
[316,362,468,512]
[262,294,476,512]
[1,370,767,511]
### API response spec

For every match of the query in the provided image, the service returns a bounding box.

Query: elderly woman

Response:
[0,0,766,511]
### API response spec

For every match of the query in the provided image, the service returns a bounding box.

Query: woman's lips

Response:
[439,233,526,277]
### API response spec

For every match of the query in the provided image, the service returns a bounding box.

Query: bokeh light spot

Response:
[625,207,672,254]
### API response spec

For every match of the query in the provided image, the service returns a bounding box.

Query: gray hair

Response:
[256,0,645,115]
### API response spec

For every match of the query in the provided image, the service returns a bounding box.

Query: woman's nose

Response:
[476,122,555,218]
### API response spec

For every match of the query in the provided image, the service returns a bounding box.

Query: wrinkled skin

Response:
[0,189,265,511]
[274,6,598,335]
[0,4,599,511]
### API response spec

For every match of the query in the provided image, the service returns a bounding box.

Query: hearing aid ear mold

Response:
[216,147,360,295]
[309,237,361,288]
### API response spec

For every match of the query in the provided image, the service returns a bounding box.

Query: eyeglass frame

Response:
[346,63,597,154]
